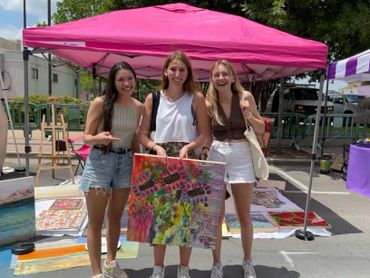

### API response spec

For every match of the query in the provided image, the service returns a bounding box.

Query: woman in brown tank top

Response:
[205,60,265,278]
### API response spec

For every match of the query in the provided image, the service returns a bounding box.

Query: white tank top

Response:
[154,91,197,143]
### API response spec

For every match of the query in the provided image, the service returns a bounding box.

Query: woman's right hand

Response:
[95,131,120,146]
[153,144,166,156]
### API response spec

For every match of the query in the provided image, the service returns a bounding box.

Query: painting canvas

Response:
[225,212,278,234]
[49,198,83,210]
[127,154,226,249]
[0,176,35,246]
[268,211,330,228]
[252,189,286,208]
[36,209,87,232]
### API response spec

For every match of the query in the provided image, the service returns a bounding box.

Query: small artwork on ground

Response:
[127,154,226,249]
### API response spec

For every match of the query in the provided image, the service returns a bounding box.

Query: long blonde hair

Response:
[206,60,245,125]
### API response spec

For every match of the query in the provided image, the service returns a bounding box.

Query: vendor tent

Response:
[328,49,370,81]
[23,3,327,82]
[22,4,329,240]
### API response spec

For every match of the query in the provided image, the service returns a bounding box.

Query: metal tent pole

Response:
[320,73,330,157]
[295,71,325,241]
[23,0,31,175]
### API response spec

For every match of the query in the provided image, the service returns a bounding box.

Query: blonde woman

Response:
[206,60,265,278]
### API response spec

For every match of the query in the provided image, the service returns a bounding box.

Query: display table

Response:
[346,144,370,198]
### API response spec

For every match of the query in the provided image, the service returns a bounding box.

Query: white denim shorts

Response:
[208,140,256,185]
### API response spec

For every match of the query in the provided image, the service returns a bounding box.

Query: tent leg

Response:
[295,71,325,241]
[23,49,31,175]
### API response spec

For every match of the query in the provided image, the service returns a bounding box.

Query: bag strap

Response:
[150,91,160,132]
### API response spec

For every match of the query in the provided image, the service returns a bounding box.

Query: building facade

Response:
[0,38,77,99]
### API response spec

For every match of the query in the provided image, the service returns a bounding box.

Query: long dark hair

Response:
[101,61,136,151]
[159,50,197,93]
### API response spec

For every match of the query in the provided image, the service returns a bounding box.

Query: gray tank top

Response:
[98,103,138,148]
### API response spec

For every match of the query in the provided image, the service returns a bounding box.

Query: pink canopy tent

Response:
[23,3,328,81]
[22,3,328,240]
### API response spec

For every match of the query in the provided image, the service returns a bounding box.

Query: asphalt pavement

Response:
[1,131,370,278]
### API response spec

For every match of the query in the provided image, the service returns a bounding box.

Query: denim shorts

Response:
[79,147,133,192]
[208,140,256,185]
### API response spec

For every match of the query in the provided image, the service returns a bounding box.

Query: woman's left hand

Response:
[240,99,252,119]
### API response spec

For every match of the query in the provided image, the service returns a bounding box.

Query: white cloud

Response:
[0,0,60,22]
[0,24,22,40]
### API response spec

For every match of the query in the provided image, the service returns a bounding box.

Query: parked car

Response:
[330,93,358,114]
[267,86,334,115]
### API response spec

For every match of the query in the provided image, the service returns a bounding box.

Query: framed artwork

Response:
[0,176,35,246]
[49,198,83,210]
[268,211,330,228]
[127,154,226,249]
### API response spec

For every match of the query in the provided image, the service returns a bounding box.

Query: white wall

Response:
[1,51,77,99]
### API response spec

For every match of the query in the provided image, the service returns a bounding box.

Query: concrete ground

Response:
[1,131,370,277]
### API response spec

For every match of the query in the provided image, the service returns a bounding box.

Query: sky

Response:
[0,0,60,40]
[0,1,348,91]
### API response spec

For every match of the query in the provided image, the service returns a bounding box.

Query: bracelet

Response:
[245,112,253,120]
[151,143,157,150]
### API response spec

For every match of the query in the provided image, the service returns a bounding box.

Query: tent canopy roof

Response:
[23,3,328,81]
[328,49,370,81]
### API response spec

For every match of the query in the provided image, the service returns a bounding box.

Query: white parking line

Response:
[280,251,318,267]
[271,166,350,195]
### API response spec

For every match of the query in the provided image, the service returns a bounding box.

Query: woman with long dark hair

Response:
[80,61,142,278]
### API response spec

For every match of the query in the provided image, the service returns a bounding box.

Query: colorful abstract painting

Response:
[127,154,226,249]
[0,176,35,247]
[36,209,87,232]
[49,198,83,210]
[268,211,330,228]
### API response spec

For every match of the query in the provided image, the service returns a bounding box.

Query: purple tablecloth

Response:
[346,144,370,198]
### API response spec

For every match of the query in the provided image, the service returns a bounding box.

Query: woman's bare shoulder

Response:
[90,96,104,108]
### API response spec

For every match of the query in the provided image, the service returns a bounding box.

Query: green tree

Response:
[53,0,104,23]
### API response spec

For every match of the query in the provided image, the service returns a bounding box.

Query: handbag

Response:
[244,120,269,180]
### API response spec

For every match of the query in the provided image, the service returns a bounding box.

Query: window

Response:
[31,68,38,79]
[53,73,58,83]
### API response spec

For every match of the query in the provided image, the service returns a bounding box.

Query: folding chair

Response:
[68,135,91,175]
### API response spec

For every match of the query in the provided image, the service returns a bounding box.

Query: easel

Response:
[35,99,75,186]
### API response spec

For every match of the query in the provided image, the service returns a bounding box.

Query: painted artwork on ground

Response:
[252,189,286,208]
[49,198,83,210]
[268,211,330,228]
[36,209,87,232]
[225,212,278,234]
[0,176,35,246]
[127,154,226,249]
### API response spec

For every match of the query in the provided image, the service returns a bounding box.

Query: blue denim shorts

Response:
[79,147,133,192]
